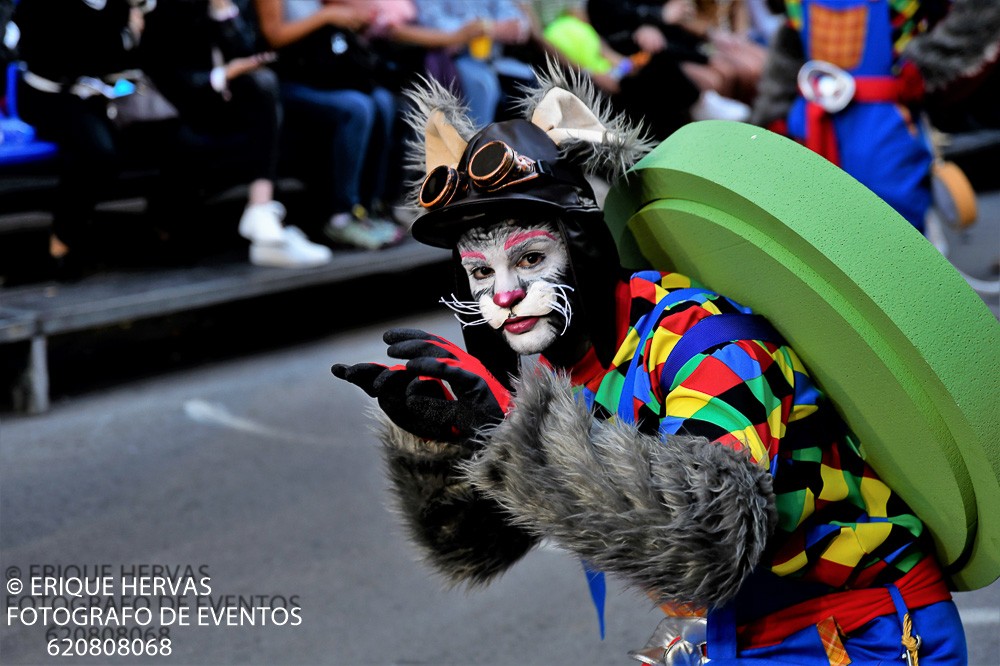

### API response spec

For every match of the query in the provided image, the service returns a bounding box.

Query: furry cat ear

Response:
[512,58,655,182]
[425,109,468,171]
[530,87,609,147]
[403,77,480,178]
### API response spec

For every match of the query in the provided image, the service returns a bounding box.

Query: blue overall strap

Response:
[707,601,739,659]
[887,584,910,626]
[582,561,607,639]
[660,314,786,391]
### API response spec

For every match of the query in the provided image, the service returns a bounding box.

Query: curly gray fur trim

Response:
[903,0,1000,93]
[463,369,776,609]
[375,412,538,587]
[511,57,657,182]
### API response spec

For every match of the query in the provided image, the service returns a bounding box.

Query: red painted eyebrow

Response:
[460,251,486,261]
[504,230,557,251]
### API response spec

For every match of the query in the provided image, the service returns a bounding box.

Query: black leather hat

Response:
[410,119,604,248]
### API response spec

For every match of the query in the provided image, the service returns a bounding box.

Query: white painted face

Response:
[453,221,574,356]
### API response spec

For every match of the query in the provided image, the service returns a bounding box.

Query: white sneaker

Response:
[239,201,287,244]
[691,90,751,122]
[249,225,333,268]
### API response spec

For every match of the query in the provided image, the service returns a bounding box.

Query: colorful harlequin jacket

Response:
[576,271,929,591]
[376,271,938,617]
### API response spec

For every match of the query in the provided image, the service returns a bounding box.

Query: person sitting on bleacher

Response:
[253,0,406,251]
[12,0,178,279]
[141,0,332,269]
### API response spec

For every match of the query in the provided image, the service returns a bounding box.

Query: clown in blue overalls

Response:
[752,0,1000,236]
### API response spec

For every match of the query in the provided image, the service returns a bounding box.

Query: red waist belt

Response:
[738,556,952,650]
[806,75,906,167]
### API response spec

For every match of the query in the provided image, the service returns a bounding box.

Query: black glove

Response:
[332,361,461,441]
[384,328,511,436]
[332,328,512,441]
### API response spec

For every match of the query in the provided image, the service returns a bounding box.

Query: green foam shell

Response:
[603,121,1000,591]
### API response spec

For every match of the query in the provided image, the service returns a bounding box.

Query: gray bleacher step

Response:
[2,239,447,334]
[0,308,35,343]
[0,239,449,413]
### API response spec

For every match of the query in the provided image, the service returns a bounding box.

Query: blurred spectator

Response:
[515,0,628,95]
[12,0,179,279]
[381,4,488,95]
[141,0,332,268]
[253,0,405,250]
[371,2,505,206]
[587,0,758,127]
[750,0,1000,234]
[684,0,767,105]
[341,0,424,94]
[337,0,430,223]
[407,0,537,128]
[0,0,15,94]
[744,0,783,46]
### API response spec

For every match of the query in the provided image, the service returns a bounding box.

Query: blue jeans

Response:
[452,55,535,129]
[279,82,397,215]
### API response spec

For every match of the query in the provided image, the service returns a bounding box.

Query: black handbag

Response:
[106,74,179,129]
[273,27,378,92]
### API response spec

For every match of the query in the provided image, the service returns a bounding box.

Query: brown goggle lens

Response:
[419,165,461,209]
[419,141,544,209]
[469,141,516,189]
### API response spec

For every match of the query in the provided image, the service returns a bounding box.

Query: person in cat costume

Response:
[332,63,968,664]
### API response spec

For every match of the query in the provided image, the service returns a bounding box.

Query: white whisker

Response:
[440,294,482,314]
[545,282,575,335]
[441,295,489,328]
[453,314,490,328]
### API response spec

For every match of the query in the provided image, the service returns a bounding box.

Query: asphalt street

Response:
[1,306,998,666]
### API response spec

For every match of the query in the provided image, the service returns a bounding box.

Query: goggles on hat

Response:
[418,140,552,210]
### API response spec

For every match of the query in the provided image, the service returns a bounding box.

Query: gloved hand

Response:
[332,361,459,441]
[332,328,511,441]
[384,328,512,438]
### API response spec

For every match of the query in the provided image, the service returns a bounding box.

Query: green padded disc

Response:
[603,121,1000,590]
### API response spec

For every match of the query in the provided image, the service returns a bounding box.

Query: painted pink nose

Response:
[493,288,526,309]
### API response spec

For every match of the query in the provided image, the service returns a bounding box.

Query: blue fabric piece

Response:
[582,562,606,639]
[708,602,739,659]
[832,599,968,664]
[887,583,909,625]
[708,596,968,663]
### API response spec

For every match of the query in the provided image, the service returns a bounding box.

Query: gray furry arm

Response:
[463,369,777,610]
[376,413,539,586]
[903,0,1000,94]
[750,24,804,127]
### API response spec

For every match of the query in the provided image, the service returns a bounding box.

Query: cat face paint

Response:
[451,221,574,356]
